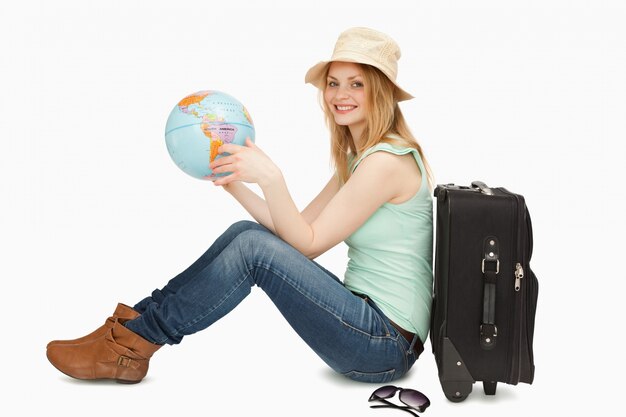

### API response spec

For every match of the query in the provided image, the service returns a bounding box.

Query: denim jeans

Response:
[125,220,419,383]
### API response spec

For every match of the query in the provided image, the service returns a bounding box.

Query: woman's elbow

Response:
[302,242,330,260]
[305,250,321,260]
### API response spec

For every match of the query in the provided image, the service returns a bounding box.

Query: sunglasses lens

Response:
[371,385,398,399]
[399,389,430,410]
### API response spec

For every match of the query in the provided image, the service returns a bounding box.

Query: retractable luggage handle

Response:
[471,181,494,195]
[481,237,499,350]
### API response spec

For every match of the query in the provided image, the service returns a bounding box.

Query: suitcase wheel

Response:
[445,391,469,402]
[483,381,497,395]
[442,381,472,402]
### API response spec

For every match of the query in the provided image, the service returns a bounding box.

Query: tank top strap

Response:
[351,141,426,181]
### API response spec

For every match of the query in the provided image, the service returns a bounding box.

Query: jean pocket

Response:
[342,294,392,339]
[342,368,396,384]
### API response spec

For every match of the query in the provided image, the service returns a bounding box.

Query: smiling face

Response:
[324,61,368,141]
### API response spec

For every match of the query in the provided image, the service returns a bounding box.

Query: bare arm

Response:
[260,152,403,258]
[223,170,339,233]
[222,181,276,233]
[221,174,339,234]
[212,140,405,259]
[300,175,340,224]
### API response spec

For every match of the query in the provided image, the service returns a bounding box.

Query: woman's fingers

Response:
[210,153,234,168]
[218,143,244,154]
[210,138,269,186]
[219,138,255,155]
[213,172,237,186]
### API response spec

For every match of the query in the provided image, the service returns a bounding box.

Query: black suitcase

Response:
[430,181,539,402]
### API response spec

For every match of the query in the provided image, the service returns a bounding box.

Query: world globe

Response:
[164,90,255,180]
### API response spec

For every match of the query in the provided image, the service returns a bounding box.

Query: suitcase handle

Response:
[480,236,499,350]
[471,181,494,195]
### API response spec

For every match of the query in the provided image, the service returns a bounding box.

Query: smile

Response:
[335,105,357,113]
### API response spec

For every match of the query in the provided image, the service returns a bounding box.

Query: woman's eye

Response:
[326,80,363,88]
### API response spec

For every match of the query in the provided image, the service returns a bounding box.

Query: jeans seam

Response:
[340,320,395,340]
[401,339,409,374]
[256,261,393,341]
[343,368,396,377]
[169,271,253,339]
[363,297,395,338]
[399,333,414,374]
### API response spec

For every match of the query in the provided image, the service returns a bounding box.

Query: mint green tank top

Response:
[343,142,433,342]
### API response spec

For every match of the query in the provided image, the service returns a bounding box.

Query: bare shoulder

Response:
[355,151,421,204]
[355,150,419,177]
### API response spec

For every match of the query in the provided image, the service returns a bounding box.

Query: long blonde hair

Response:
[320,63,434,188]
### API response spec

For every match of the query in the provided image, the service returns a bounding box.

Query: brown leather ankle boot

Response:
[47,303,140,349]
[47,318,162,383]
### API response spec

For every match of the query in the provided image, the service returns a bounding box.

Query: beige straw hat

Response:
[304,27,414,102]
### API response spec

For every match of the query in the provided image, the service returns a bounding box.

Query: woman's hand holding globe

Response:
[210,137,281,188]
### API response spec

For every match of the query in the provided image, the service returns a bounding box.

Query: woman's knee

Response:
[226,220,267,235]
[235,229,286,252]
[232,230,298,283]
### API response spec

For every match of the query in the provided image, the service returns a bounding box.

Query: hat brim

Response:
[304,59,414,102]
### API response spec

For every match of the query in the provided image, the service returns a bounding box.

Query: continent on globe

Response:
[210,140,222,163]
[178,91,213,118]
[201,123,237,142]
[201,123,237,162]
[178,91,209,108]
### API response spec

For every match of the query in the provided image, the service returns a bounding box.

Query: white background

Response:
[2,0,623,415]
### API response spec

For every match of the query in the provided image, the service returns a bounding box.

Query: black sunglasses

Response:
[369,385,430,416]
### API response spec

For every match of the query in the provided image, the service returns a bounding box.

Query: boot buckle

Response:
[117,355,132,367]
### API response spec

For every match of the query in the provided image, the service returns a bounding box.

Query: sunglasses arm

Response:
[369,399,419,417]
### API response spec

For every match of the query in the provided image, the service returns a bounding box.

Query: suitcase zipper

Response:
[512,196,523,384]
[499,188,525,384]
[522,213,538,383]
[515,263,524,292]
[508,192,537,384]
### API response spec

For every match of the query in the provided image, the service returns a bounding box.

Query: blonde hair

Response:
[320,63,434,188]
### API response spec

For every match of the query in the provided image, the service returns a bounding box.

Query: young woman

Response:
[47,27,434,385]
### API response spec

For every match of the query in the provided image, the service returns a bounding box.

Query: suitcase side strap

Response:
[481,237,499,350]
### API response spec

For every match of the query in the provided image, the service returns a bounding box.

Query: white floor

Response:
[15,284,617,417]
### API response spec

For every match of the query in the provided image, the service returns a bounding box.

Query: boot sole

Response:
[46,352,143,384]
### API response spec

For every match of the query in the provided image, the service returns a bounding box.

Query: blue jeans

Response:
[125,220,420,383]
